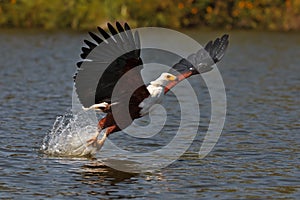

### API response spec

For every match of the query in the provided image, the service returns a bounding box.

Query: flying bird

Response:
[74,22,229,150]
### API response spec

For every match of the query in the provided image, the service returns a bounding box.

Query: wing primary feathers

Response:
[73,62,82,80]
[80,47,90,59]
[204,41,213,52]
[204,34,229,63]
[84,39,97,49]
[76,61,83,68]
[75,22,148,108]
[88,31,103,44]
[81,47,90,54]
[108,22,124,45]
[124,23,135,48]
[124,23,130,31]
[97,26,110,39]
[213,34,229,62]
[107,23,118,35]
[73,72,78,80]
[171,34,229,75]
[210,38,220,61]
[216,34,229,59]
[80,53,87,59]
[116,21,125,32]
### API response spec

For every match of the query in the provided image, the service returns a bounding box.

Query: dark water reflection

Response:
[0,29,299,199]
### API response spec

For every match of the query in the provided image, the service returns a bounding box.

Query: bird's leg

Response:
[86,128,102,147]
[94,129,108,150]
[87,124,116,150]
[86,128,109,150]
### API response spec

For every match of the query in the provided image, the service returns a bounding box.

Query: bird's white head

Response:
[150,72,177,87]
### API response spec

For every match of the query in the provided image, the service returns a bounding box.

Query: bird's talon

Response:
[87,137,98,147]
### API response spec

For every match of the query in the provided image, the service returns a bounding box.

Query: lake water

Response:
[0,29,299,199]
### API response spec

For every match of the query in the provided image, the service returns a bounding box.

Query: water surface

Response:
[0,29,299,199]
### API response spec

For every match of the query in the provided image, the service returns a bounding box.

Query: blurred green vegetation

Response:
[0,0,299,31]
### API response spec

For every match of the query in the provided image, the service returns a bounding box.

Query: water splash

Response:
[41,110,102,157]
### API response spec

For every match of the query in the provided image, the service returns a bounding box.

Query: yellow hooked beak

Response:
[166,74,177,81]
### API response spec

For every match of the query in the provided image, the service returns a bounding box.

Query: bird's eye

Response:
[189,67,194,71]
[166,75,171,78]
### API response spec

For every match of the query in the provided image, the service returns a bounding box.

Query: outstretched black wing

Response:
[171,34,229,75]
[165,34,229,93]
[74,22,149,108]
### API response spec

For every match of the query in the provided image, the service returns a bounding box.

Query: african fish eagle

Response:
[73,22,229,150]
